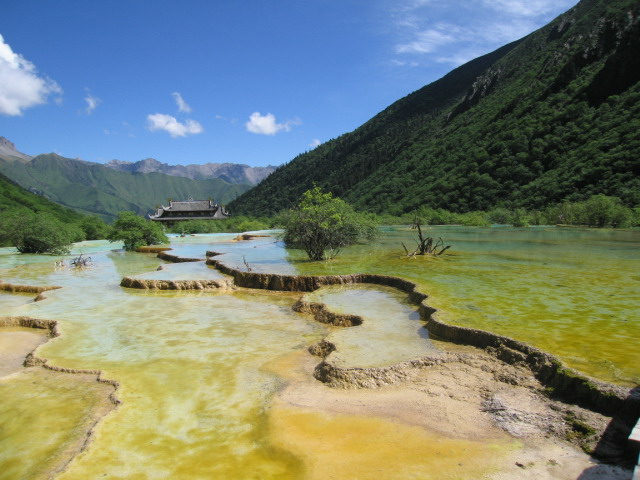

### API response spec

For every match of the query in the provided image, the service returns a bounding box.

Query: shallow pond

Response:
[304,285,434,368]
[0,226,638,479]
[291,226,640,386]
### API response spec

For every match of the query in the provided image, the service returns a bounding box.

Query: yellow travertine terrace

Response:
[0,226,637,479]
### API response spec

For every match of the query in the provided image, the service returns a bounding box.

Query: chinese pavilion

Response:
[148,199,230,225]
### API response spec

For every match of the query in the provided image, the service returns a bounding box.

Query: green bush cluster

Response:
[107,211,169,251]
[489,195,637,227]
[368,195,639,228]
[368,209,490,227]
[280,187,378,261]
[545,195,636,227]
[78,215,112,240]
[0,210,84,254]
[167,216,273,234]
[1,172,111,250]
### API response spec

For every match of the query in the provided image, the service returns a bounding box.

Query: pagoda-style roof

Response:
[165,200,216,212]
[148,199,229,222]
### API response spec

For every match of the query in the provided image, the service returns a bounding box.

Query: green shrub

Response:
[79,215,111,240]
[281,187,378,261]
[487,207,512,224]
[107,211,169,251]
[0,210,78,254]
[168,216,273,234]
[456,211,490,226]
[418,207,457,225]
[546,202,581,225]
[527,210,549,225]
[172,220,220,234]
[580,195,632,228]
[511,208,530,227]
[544,195,634,227]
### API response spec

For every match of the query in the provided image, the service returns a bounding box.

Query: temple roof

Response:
[148,199,229,221]
[165,200,216,212]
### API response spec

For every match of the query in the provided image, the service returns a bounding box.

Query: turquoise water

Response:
[0,227,637,479]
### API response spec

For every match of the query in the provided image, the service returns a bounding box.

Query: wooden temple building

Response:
[148,199,229,225]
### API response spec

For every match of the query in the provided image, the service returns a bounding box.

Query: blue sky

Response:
[0,0,577,167]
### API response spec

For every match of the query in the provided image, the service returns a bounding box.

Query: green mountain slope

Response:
[230,0,640,216]
[0,171,85,223]
[0,153,251,220]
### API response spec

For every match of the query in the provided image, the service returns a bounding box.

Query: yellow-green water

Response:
[1,238,325,479]
[0,368,114,480]
[292,226,640,386]
[305,285,434,368]
[0,227,638,479]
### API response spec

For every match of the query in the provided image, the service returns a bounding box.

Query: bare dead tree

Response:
[242,255,252,272]
[403,216,451,257]
[71,253,92,267]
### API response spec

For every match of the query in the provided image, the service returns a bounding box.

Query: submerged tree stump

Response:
[403,217,451,257]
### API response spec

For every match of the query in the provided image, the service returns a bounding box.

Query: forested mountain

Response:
[106,158,276,185]
[0,151,251,221]
[230,0,640,216]
[0,171,85,224]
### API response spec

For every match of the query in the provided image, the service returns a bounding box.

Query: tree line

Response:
[1,192,637,256]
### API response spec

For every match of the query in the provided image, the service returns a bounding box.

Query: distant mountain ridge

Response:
[106,158,276,185]
[230,0,640,216]
[0,137,277,220]
[0,140,252,220]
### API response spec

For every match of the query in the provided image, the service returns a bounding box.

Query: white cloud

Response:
[308,139,321,148]
[245,112,299,135]
[147,113,203,138]
[396,28,456,54]
[171,92,192,113]
[390,59,420,67]
[84,92,101,114]
[0,34,62,116]
[215,114,238,124]
[390,0,578,67]
[435,48,486,66]
[482,0,573,17]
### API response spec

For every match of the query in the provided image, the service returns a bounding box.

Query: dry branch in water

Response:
[403,216,451,257]
[243,255,252,272]
[71,254,92,268]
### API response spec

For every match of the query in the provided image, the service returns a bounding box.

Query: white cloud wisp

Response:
[482,0,567,17]
[396,28,456,54]
[0,34,62,116]
[172,92,192,113]
[84,92,101,114]
[147,113,203,138]
[245,112,298,135]
[391,0,578,67]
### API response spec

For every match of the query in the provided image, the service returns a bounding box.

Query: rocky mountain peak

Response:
[105,157,276,185]
[0,137,31,161]
[140,157,162,165]
[0,137,14,148]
